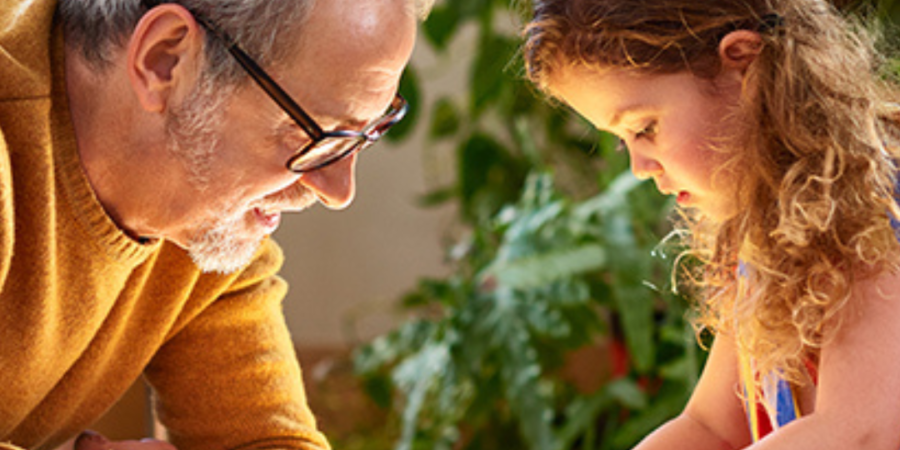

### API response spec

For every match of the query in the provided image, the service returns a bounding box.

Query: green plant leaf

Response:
[417,187,457,208]
[470,34,518,116]
[556,391,609,450]
[612,282,656,373]
[355,320,438,375]
[361,374,394,409]
[392,342,451,450]
[457,133,526,223]
[492,296,559,450]
[513,116,543,166]
[429,97,461,139]
[489,244,607,289]
[422,4,460,51]
[385,67,421,143]
[605,378,648,410]
[574,171,644,219]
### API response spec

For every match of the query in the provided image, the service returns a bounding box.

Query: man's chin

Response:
[177,202,286,274]
[187,237,264,275]
[182,218,266,274]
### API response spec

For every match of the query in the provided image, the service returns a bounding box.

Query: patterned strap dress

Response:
[738,185,900,442]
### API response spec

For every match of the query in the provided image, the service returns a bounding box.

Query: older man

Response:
[0,0,426,449]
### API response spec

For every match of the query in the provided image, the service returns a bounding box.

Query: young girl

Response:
[524,0,900,448]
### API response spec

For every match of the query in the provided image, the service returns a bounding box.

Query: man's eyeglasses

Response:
[141,1,408,173]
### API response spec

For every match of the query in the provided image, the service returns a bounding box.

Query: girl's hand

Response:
[72,431,177,450]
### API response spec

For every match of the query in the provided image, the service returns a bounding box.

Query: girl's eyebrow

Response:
[608,104,655,128]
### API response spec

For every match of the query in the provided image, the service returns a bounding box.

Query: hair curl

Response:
[524,0,900,387]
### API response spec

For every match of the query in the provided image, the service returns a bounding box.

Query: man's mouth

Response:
[253,207,282,233]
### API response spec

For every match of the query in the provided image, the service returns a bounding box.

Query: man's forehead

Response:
[299,0,415,56]
[272,0,415,129]
[309,89,398,130]
[288,0,414,73]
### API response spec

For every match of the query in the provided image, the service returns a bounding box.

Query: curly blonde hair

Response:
[524,0,900,386]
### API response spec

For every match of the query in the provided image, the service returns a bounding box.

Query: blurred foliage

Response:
[351,1,900,450]
[356,171,698,450]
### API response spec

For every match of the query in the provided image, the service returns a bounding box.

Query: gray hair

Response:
[411,0,435,20]
[59,0,433,85]
[58,0,313,84]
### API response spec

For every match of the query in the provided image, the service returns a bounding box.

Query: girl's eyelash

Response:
[613,121,657,153]
[635,121,658,139]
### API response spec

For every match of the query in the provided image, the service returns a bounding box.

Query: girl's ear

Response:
[718,30,763,74]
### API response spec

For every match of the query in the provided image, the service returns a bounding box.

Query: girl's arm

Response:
[746,269,900,450]
[634,332,752,450]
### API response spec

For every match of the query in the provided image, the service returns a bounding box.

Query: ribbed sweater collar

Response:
[50,26,162,269]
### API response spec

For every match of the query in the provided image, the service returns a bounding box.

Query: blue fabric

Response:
[774,377,798,426]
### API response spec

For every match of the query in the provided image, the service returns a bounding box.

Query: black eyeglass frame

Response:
[141,0,408,173]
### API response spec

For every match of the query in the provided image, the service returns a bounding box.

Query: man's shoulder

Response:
[155,237,286,294]
[0,0,58,101]
[222,238,286,293]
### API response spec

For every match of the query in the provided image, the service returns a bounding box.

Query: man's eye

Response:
[280,127,311,151]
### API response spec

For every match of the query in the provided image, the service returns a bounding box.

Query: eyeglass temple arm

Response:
[218,42,326,138]
[141,0,326,138]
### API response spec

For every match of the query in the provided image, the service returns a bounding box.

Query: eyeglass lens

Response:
[289,138,366,172]
[287,95,407,172]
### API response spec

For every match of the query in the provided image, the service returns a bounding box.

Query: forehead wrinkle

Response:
[308,89,398,131]
[278,109,368,133]
[265,74,393,131]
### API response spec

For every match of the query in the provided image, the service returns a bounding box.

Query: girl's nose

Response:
[630,155,664,180]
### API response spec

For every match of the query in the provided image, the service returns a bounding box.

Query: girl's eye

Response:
[635,121,658,140]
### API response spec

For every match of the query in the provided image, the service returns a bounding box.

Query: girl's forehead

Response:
[548,66,662,102]
[549,63,655,97]
[549,66,656,113]
[549,65,731,133]
[552,63,722,103]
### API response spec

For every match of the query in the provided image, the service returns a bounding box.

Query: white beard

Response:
[165,76,262,274]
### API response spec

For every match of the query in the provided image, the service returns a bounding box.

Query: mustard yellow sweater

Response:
[0,2,328,450]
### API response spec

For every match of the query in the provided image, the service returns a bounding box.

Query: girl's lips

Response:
[676,191,691,205]
[254,207,282,233]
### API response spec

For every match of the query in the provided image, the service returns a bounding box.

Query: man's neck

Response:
[64,45,165,241]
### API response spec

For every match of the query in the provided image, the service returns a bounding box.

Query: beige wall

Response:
[273,136,454,347]
[273,28,471,348]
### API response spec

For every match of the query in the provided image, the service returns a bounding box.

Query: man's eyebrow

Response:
[283,115,367,132]
[339,117,370,130]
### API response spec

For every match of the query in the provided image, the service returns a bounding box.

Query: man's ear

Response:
[126,4,204,113]
[718,30,763,74]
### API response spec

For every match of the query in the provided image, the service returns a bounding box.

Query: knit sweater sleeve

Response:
[143,239,330,450]
[0,125,12,290]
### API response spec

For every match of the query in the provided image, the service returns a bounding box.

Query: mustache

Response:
[254,182,318,213]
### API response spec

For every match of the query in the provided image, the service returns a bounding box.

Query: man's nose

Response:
[630,154,664,180]
[297,153,358,209]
